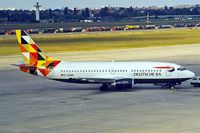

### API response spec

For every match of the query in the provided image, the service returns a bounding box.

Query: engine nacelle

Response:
[112,78,134,89]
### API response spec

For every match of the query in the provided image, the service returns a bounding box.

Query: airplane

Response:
[15,30,195,91]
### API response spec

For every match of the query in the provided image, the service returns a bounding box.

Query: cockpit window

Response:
[177,67,186,71]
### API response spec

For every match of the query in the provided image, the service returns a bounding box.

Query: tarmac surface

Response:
[1,44,200,133]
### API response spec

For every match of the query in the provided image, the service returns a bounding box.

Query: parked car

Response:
[159,25,173,29]
[0,30,6,35]
[99,27,111,31]
[174,24,185,28]
[42,28,56,33]
[111,26,125,31]
[29,29,40,34]
[71,27,83,32]
[196,23,200,27]
[5,30,15,35]
[86,27,100,32]
[191,76,200,87]
[124,25,140,30]
[55,28,64,33]
[145,25,156,29]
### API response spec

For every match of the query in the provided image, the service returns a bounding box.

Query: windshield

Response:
[177,67,186,71]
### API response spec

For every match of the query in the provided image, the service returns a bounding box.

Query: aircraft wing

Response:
[78,78,114,83]
[77,77,125,84]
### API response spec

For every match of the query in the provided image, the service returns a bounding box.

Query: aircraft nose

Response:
[188,70,195,78]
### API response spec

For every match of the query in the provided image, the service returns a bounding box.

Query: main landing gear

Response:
[100,83,109,91]
[99,83,129,91]
[161,83,180,90]
[168,84,175,90]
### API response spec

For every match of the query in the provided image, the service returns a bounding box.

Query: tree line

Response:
[0,5,199,23]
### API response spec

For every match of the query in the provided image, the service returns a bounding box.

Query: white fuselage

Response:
[47,61,195,84]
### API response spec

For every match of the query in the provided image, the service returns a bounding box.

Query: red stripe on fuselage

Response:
[154,66,173,69]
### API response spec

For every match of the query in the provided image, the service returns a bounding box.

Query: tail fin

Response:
[16,30,47,67]
[16,30,61,77]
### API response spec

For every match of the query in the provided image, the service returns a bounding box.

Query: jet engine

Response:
[112,78,134,89]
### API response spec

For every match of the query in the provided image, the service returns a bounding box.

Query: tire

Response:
[170,86,175,90]
[100,84,108,91]
[100,86,106,91]
[193,84,198,87]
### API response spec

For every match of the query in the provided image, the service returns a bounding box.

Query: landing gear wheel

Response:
[161,83,176,90]
[170,86,175,90]
[100,84,108,91]
[169,84,176,90]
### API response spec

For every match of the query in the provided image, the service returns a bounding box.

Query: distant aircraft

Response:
[16,30,195,91]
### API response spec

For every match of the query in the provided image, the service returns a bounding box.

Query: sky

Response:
[0,0,199,10]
